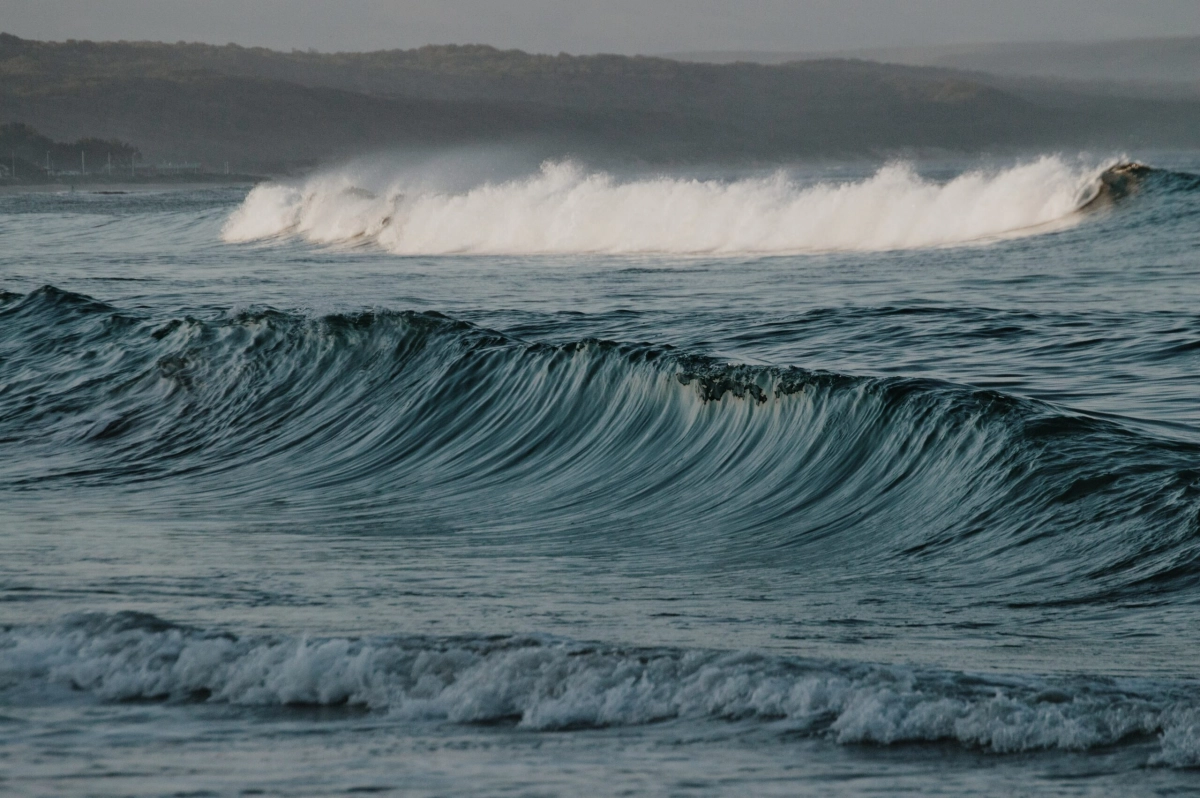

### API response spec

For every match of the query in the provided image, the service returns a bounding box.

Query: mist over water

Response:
[4,152,1200,796]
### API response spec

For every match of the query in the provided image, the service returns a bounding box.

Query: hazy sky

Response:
[4,0,1199,55]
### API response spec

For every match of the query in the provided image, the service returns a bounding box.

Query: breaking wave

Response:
[4,612,1199,767]
[222,156,1127,255]
[3,287,1200,606]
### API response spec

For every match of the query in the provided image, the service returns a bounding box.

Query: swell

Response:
[221,156,1146,255]
[4,611,1199,767]
[2,287,1200,605]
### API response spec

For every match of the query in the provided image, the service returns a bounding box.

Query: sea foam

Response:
[222,157,1112,255]
[4,613,1196,766]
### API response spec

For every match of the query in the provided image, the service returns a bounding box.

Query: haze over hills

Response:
[2,33,1199,174]
[674,37,1200,98]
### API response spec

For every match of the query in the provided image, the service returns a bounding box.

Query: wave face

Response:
[3,287,1200,609]
[222,157,1118,254]
[5,611,1199,767]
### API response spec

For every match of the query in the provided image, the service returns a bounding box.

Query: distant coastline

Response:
[0,177,263,193]
[671,37,1200,83]
[0,121,267,184]
[4,33,1200,171]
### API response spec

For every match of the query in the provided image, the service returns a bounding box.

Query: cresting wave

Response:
[4,612,1199,767]
[222,156,1130,255]
[2,287,1200,605]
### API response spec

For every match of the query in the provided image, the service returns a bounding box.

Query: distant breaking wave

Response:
[222,157,1126,255]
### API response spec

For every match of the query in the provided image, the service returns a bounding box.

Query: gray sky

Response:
[4,0,1199,55]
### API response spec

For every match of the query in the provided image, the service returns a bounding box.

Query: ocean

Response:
[2,152,1200,796]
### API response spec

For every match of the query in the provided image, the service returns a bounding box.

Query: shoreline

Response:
[0,178,265,194]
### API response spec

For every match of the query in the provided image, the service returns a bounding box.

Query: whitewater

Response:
[4,152,1200,796]
[223,156,1111,254]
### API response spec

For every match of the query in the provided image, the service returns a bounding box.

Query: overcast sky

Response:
[4,0,1199,55]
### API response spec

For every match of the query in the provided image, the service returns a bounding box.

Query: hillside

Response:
[2,34,1197,172]
[675,38,1200,99]
[852,38,1200,95]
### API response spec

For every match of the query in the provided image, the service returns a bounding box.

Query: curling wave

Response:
[2,287,1199,606]
[4,611,1200,767]
[222,156,1133,255]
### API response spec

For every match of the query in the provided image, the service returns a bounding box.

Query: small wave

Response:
[222,157,1117,255]
[3,612,1198,766]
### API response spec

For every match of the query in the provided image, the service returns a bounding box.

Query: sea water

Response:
[2,153,1200,796]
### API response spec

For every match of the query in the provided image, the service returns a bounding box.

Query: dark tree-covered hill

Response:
[2,33,1197,172]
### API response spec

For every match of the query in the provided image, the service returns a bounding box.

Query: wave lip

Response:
[3,287,1200,605]
[222,157,1116,255]
[4,612,1199,767]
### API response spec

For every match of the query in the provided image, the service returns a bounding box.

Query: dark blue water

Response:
[3,154,1200,795]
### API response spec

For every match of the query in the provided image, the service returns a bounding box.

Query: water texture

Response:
[2,155,1200,796]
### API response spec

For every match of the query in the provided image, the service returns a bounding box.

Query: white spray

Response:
[223,156,1114,255]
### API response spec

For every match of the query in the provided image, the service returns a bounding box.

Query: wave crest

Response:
[222,157,1114,255]
[5,612,1199,766]
[3,288,1200,604]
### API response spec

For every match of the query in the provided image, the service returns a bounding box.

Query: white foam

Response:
[222,157,1111,255]
[3,616,1196,764]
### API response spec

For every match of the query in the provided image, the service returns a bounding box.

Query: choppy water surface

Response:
[3,154,1200,796]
